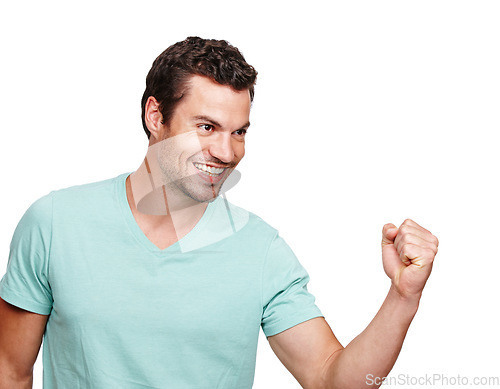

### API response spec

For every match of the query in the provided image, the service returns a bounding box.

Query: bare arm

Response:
[0,297,48,389]
[326,287,418,388]
[269,290,416,388]
[268,219,438,388]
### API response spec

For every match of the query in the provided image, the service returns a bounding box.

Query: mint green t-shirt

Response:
[0,173,323,388]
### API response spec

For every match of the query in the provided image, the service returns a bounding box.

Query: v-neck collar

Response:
[116,173,217,256]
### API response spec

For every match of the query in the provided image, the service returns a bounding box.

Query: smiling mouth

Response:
[193,162,227,177]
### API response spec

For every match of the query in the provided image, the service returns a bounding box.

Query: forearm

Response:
[324,285,420,389]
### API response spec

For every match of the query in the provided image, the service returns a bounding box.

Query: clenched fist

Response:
[382,219,439,300]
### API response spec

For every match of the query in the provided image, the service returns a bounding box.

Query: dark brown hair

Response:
[141,36,258,139]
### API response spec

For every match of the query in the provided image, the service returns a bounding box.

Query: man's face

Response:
[156,75,251,203]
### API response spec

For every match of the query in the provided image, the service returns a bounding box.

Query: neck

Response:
[126,151,209,248]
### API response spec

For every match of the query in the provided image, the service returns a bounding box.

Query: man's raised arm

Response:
[268,219,438,388]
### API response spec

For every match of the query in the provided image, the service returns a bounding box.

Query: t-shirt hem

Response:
[0,283,52,315]
[262,307,324,337]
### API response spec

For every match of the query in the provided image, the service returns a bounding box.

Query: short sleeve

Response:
[261,233,323,337]
[0,193,54,315]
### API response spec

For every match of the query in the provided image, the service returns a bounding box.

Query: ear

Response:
[144,96,165,143]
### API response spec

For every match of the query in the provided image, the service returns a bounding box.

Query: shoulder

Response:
[50,173,127,203]
[17,173,128,229]
[48,173,128,215]
[221,201,302,267]
[21,191,54,224]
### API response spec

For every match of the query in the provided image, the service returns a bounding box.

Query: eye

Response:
[198,124,214,132]
[233,129,247,137]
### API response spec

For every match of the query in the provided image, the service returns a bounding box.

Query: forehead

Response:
[174,75,251,126]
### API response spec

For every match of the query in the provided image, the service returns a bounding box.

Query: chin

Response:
[176,176,226,203]
[183,186,221,203]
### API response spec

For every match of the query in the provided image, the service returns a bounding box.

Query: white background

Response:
[1,1,499,388]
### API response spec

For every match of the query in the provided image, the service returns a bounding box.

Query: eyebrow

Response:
[192,115,250,130]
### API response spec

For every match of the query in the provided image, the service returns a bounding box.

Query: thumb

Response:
[382,223,398,246]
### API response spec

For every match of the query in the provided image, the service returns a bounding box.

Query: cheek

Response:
[181,138,206,160]
[234,142,245,161]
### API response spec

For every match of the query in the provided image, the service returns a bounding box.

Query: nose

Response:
[208,133,235,164]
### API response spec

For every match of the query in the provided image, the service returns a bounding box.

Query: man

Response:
[0,37,438,388]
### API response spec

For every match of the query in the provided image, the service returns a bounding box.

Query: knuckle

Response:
[433,244,439,255]
[426,248,436,263]
[428,242,438,255]
[432,235,439,246]
[399,224,410,235]
[399,234,410,245]
[401,242,412,254]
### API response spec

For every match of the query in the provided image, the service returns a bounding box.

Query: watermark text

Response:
[366,373,500,386]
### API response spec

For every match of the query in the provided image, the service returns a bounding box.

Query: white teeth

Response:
[209,166,224,174]
[194,163,225,176]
